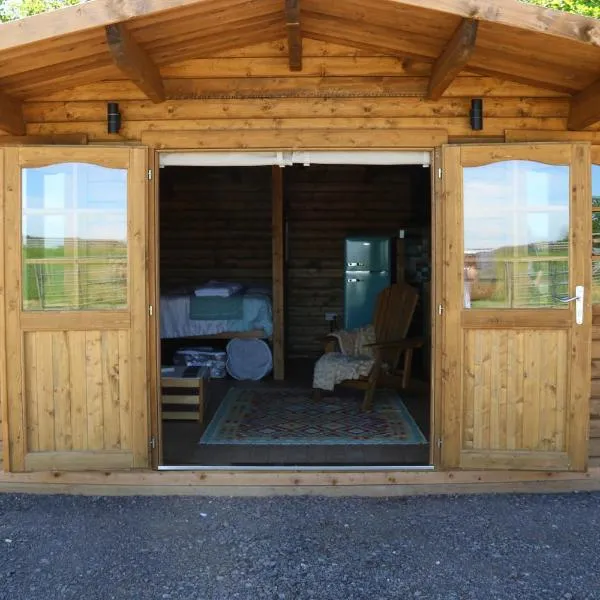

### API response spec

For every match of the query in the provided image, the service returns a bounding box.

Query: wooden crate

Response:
[160,366,209,423]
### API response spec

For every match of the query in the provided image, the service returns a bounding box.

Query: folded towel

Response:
[194,281,244,297]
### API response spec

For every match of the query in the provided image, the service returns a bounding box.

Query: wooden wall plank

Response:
[129,147,149,468]
[506,130,600,143]
[36,333,55,452]
[4,147,24,471]
[23,334,39,453]
[0,148,5,452]
[160,56,433,78]
[85,331,104,450]
[143,128,448,150]
[118,331,132,452]
[22,98,571,124]
[25,117,565,143]
[29,76,569,103]
[0,134,88,145]
[102,331,121,450]
[68,331,88,451]
[569,143,593,471]
[159,166,273,290]
[52,332,73,452]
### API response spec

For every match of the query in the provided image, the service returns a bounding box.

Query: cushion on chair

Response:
[330,325,376,357]
[313,352,375,391]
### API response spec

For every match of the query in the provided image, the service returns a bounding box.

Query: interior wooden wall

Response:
[159,165,273,292]
[285,163,427,358]
[1,37,598,463]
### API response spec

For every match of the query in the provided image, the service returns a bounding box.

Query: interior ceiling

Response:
[0,0,598,107]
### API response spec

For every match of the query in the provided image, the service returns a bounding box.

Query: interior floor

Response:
[161,359,430,467]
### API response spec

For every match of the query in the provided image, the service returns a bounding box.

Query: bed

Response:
[159,285,273,340]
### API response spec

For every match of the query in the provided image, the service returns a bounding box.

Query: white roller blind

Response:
[159,150,431,167]
[159,151,292,167]
[291,151,430,166]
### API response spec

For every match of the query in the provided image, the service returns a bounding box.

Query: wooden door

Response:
[440,143,591,471]
[1,146,149,472]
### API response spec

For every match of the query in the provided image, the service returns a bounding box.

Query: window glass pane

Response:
[463,160,569,309]
[22,163,128,311]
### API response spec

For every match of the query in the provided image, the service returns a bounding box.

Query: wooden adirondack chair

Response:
[313,283,424,411]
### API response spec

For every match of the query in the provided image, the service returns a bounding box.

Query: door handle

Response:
[554,285,584,325]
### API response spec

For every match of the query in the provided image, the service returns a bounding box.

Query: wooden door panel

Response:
[441,143,591,472]
[22,329,134,455]
[2,146,148,472]
[463,329,568,453]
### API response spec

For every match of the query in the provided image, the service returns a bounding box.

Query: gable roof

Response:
[0,0,599,134]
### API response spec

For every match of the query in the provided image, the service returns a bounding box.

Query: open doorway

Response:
[156,151,433,468]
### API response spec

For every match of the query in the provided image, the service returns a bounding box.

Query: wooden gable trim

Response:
[0,90,25,136]
[568,78,600,131]
[0,0,212,52]
[427,19,478,100]
[105,23,165,103]
[384,0,600,47]
[285,0,302,72]
[1,0,599,55]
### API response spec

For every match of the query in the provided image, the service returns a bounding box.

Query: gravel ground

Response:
[0,491,599,600]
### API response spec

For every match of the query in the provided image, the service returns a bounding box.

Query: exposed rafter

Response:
[105,23,165,103]
[427,19,478,100]
[285,0,303,72]
[568,77,600,130]
[0,90,25,135]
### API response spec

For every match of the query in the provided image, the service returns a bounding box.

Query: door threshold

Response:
[158,464,436,471]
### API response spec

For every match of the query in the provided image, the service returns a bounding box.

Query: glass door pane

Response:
[22,163,128,311]
[463,160,570,309]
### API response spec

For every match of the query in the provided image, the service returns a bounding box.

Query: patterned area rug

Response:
[199,387,427,445]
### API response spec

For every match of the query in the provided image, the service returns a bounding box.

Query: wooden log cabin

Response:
[1,0,600,495]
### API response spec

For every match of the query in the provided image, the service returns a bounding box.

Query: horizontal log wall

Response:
[285,164,427,358]
[0,38,598,461]
[591,308,600,467]
[17,39,599,144]
[159,166,273,292]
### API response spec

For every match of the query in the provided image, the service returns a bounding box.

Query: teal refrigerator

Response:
[344,236,391,330]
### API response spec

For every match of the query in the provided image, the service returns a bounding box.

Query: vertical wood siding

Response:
[23,330,133,453]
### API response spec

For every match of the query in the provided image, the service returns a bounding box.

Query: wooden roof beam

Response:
[105,23,165,103]
[285,0,302,71]
[428,18,478,100]
[568,77,600,130]
[0,90,25,135]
